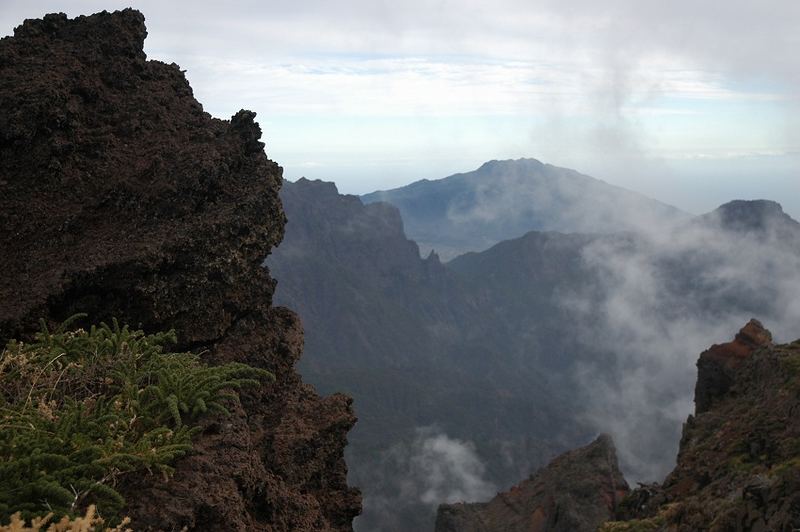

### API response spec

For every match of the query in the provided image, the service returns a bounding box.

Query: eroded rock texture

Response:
[606,321,800,531]
[695,318,773,414]
[0,9,360,531]
[435,434,629,532]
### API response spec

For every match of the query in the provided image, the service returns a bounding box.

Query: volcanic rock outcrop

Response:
[436,320,800,532]
[695,318,773,414]
[0,9,360,531]
[435,434,629,532]
[605,321,800,531]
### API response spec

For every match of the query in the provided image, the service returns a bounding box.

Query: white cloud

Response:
[2,1,797,210]
[564,205,800,482]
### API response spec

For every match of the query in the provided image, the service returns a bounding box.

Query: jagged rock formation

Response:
[695,319,773,414]
[435,320,800,532]
[269,178,472,378]
[605,321,800,531]
[435,435,629,532]
[0,10,359,531]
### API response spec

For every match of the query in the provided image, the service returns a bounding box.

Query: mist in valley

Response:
[269,168,800,532]
[1,1,797,531]
[562,200,800,482]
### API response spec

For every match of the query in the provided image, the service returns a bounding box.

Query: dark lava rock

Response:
[0,9,360,531]
[605,322,800,531]
[435,434,629,532]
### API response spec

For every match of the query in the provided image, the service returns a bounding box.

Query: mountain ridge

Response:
[268,177,590,531]
[435,320,800,531]
[436,434,629,532]
[271,172,800,531]
[362,158,687,260]
[604,320,800,530]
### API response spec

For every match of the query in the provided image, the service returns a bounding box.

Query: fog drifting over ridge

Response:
[363,158,691,260]
[268,172,800,531]
[564,200,800,482]
[352,427,498,531]
[401,158,800,483]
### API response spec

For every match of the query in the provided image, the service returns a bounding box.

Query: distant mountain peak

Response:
[362,158,686,260]
[706,199,799,234]
[293,176,341,194]
[476,157,544,172]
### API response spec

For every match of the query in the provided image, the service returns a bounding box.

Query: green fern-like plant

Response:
[0,315,273,526]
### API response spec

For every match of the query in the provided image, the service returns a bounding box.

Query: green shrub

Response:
[0,315,272,526]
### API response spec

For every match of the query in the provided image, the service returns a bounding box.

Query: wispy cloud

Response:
[355,426,497,531]
[2,0,797,210]
[563,205,800,482]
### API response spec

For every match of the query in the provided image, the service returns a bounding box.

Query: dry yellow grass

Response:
[0,506,131,532]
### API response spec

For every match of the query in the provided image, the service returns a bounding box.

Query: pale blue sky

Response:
[3,0,798,217]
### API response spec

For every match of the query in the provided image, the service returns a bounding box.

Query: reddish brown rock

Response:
[0,9,360,531]
[435,434,629,532]
[606,322,800,531]
[695,319,773,413]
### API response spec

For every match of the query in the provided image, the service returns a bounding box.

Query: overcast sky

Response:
[3,1,798,217]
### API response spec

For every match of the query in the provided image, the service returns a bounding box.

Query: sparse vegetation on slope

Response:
[606,322,800,530]
[0,316,272,526]
[0,505,131,532]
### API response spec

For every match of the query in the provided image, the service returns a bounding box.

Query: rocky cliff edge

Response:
[0,9,360,531]
[605,320,800,531]
[436,319,800,532]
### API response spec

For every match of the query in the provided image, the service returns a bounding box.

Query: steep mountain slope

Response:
[362,158,686,260]
[436,321,800,531]
[270,176,800,531]
[269,178,478,380]
[436,435,629,532]
[449,199,800,481]
[602,320,800,530]
[268,179,590,532]
[0,10,359,530]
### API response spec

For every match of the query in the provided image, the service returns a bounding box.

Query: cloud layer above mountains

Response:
[3,1,796,211]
